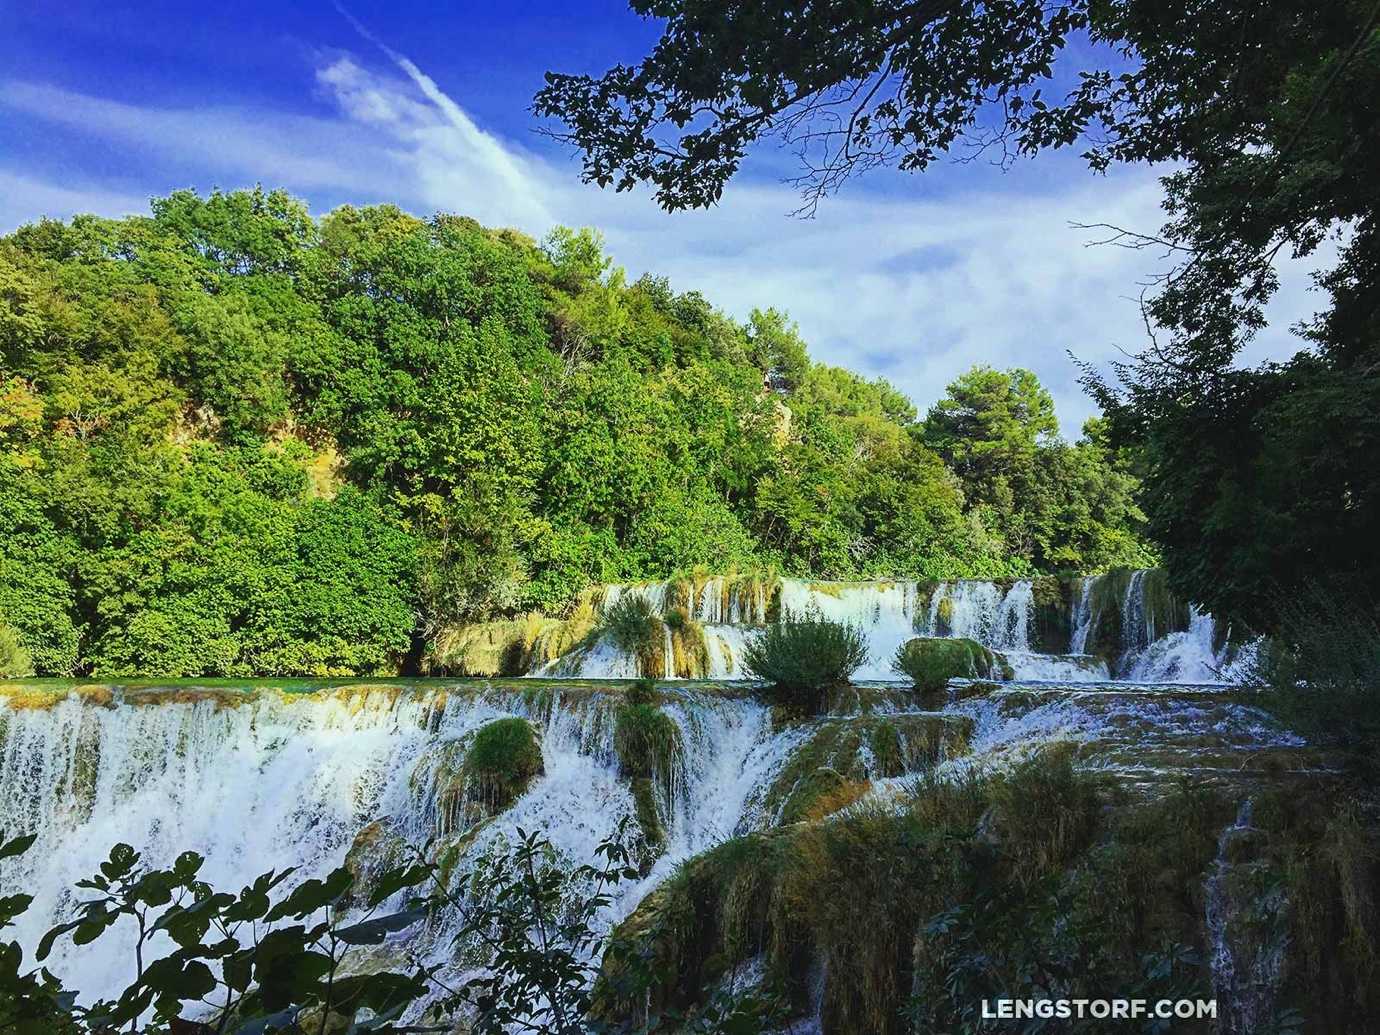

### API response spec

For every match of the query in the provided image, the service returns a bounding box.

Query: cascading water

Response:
[0,569,1295,1026]
[0,659,1312,1025]
[555,576,1121,682]
[0,684,826,1006]
[543,570,1263,685]
[1205,800,1290,1035]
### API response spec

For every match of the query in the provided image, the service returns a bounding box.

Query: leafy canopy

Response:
[0,189,1147,676]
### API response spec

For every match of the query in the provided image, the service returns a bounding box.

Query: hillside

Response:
[0,188,1151,677]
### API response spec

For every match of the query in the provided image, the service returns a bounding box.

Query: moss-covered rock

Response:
[892,636,1010,692]
[599,746,1234,1035]
[628,777,668,868]
[464,717,544,813]
[427,598,599,676]
[779,766,854,825]
[614,701,682,870]
[614,703,681,781]
[932,594,956,637]
[760,714,972,824]
[625,677,660,707]
[341,818,408,909]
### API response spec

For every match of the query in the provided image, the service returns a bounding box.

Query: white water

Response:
[0,569,1285,1023]
[0,663,1310,1022]
[1121,608,1258,683]
[548,571,1258,687]
[0,685,807,1006]
[1069,577,1096,655]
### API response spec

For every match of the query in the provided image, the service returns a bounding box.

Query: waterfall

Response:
[0,684,810,1005]
[1069,576,1095,654]
[1121,569,1151,652]
[1205,800,1290,1034]
[540,571,1262,685]
[0,666,1314,1022]
[1121,608,1222,682]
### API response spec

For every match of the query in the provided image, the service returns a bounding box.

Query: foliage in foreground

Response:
[741,612,869,713]
[0,814,798,1035]
[1256,581,1380,775]
[0,822,700,1035]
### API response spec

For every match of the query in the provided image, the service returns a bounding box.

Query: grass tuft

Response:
[742,611,868,714]
[892,636,1008,692]
[602,594,667,677]
[463,717,544,813]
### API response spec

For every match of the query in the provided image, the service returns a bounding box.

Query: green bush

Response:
[603,594,662,651]
[464,717,544,812]
[614,703,681,782]
[892,636,1008,693]
[742,613,868,713]
[1257,582,1380,774]
[602,594,666,675]
[0,624,33,678]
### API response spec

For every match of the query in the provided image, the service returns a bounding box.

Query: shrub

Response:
[603,594,663,651]
[602,594,666,676]
[892,636,1007,693]
[1256,580,1380,773]
[742,613,868,713]
[0,624,33,678]
[614,703,681,782]
[464,717,544,812]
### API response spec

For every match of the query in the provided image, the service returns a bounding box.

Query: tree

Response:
[2,189,1146,675]
[533,0,1091,213]
[922,366,1056,490]
[538,1,1380,629]
[923,368,1150,572]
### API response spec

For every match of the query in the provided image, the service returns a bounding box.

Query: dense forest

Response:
[0,189,1150,677]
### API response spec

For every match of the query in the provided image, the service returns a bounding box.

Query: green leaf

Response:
[0,833,36,860]
[335,908,426,946]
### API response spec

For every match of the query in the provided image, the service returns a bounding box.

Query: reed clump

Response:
[602,594,667,677]
[742,612,868,714]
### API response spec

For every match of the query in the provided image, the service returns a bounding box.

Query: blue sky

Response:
[0,2,1322,432]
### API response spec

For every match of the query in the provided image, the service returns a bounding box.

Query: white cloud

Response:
[1,44,1323,434]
